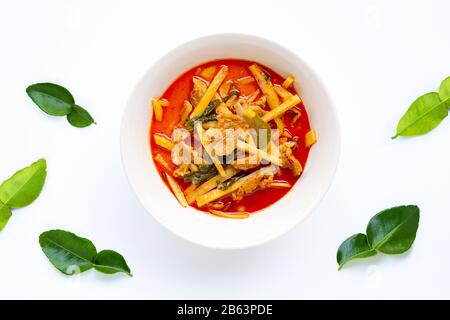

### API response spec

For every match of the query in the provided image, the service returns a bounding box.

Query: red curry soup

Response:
[149,59,317,219]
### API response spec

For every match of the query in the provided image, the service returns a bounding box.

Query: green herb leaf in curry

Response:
[184,99,221,131]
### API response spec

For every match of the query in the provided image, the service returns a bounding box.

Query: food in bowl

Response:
[149,59,316,218]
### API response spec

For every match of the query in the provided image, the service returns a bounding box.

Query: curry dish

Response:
[149,59,316,218]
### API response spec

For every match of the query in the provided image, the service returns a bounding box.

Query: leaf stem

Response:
[444,97,450,108]
[93,263,133,277]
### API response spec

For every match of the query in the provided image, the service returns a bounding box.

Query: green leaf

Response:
[366,205,420,254]
[217,172,247,190]
[39,230,97,275]
[184,99,220,131]
[94,250,132,276]
[336,205,420,270]
[392,92,448,139]
[183,165,218,185]
[0,201,12,232]
[67,104,96,128]
[0,158,47,208]
[247,115,271,149]
[39,230,132,277]
[223,87,240,102]
[337,233,377,270]
[26,83,74,116]
[439,76,450,102]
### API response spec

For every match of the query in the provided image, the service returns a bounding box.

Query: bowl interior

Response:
[121,34,340,249]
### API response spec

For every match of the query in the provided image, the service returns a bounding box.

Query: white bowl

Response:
[121,34,340,249]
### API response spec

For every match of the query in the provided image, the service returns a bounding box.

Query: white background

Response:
[1,0,449,299]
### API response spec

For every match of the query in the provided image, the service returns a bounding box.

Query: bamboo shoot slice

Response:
[248,64,285,131]
[261,95,301,122]
[274,85,293,101]
[195,124,226,177]
[153,134,174,151]
[152,99,163,122]
[184,183,197,195]
[282,75,295,89]
[179,100,193,126]
[190,66,228,118]
[236,140,282,166]
[209,209,249,219]
[166,174,188,208]
[159,99,169,107]
[185,167,238,204]
[269,181,291,188]
[200,66,217,79]
[197,166,277,207]
[305,129,317,148]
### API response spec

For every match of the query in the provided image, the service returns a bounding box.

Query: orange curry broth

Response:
[149,59,312,213]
